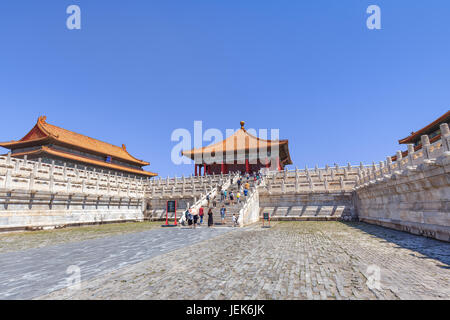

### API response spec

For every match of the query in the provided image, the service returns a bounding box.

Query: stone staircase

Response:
[200,175,257,227]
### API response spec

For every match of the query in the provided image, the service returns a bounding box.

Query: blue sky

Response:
[0,1,448,177]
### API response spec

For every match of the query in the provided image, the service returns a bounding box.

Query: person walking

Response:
[224,190,227,201]
[236,191,241,203]
[187,208,194,228]
[229,191,234,204]
[220,205,226,224]
[237,178,241,190]
[198,206,204,225]
[192,209,199,229]
[232,214,238,227]
[208,208,214,227]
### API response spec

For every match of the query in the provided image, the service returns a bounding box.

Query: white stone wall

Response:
[0,190,144,231]
[259,192,355,220]
[354,124,450,242]
[238,186,260,227]
[0,154,237,230]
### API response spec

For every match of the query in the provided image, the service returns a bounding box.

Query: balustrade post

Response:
[407,144,415,165]
[386,156,392,174]
[396,151,403,169]
[440,123,450,152]
[14,160,20,174]
[421,135,431,159]
[49,176,54,193]
[29,172,35,191]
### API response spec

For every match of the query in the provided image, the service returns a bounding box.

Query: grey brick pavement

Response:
[39,222,450,300]
[0,226,235,299]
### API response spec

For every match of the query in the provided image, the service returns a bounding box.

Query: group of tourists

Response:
[182,171,261,229]
[183,205,238,228]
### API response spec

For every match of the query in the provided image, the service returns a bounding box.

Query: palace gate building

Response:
[182,121,292,175]
[0,116,157,179]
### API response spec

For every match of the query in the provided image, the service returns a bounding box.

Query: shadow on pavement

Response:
[340,221,450,268]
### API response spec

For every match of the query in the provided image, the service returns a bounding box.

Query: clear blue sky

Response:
[0,1,448,177]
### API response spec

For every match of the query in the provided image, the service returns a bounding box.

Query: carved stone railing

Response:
[259,164,362,194]
[355,123,450,188]
[237,175,266,227]
[353,123,450,242]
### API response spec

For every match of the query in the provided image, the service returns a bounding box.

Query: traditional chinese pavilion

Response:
[182,121,292,175]
[0,116,157,178]
[392,110,450,160]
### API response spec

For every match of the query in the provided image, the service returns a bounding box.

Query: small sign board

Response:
[162,200,177,227]
[167,200,176,213]
[262,212,271,228]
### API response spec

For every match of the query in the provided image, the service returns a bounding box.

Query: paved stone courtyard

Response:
[0,221,448,300]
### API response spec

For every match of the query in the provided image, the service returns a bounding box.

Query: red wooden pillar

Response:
[195,164,198,176]
[204,165,207,176]
[277,157,281,171]
[245,159,249,173]
[221,163,225,174]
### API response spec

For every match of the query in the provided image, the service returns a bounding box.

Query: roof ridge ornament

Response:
[240,121,245,130]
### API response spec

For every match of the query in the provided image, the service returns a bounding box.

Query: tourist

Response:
[243,188,248,197]
[187,209,194,228]
[220,205,226,224]
[208,208,213,227]
[245,182,250,191]
[236,191,241,203]
[232,214,237,227]
[192,209,199,229]
[237,178,241,189]
[224,190,227,201]
[220,190,225,201]
[229,191,234,204]
[199,206,204,225]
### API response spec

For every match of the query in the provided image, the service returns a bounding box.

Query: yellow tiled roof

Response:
[0,116,150,166]
[182,121,292,164]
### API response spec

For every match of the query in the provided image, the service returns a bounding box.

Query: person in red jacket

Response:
[198,206,204,225]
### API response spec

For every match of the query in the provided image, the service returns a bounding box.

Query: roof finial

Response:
[240,121,245,129]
